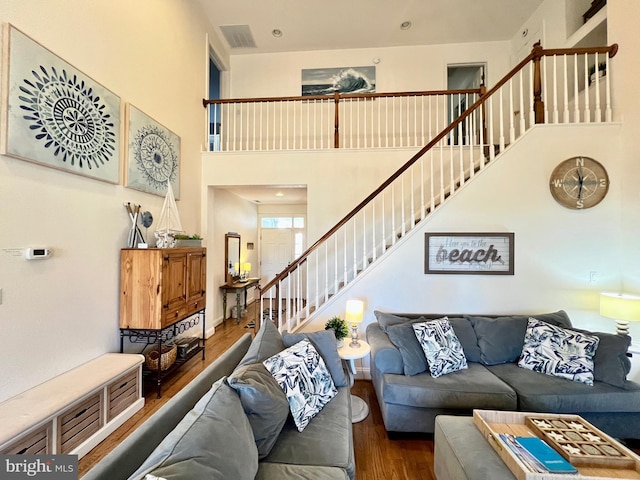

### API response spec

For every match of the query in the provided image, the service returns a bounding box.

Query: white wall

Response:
[229,41,512,98]
[0,0,219,402]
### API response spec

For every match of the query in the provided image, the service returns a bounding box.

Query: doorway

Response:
[209,57,221,151]
[259,215,306,298]
[447,63,485,145]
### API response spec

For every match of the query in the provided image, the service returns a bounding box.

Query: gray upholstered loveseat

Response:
[366,310,640,440]
[84,320,355,480]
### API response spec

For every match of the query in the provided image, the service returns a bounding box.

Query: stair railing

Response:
[250,43,618,332]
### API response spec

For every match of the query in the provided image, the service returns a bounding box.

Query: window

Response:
[261,217,305,229]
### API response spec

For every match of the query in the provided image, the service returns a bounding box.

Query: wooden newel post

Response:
[479,84,487,145]
[532,42,545,124]
[333,90,340,148]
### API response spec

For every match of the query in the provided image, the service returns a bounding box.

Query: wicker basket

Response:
[145,344,177,371]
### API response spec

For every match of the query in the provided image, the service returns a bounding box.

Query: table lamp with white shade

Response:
[345,299,364,348]
[600,292,640,336]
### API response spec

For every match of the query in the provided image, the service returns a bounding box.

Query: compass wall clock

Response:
[549,156,609,209]
[2,24,121,183]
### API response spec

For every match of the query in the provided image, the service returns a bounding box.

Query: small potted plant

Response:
[173,234,203,247]
[325,316,349,348]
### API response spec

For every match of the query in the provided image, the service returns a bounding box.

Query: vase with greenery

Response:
[325,316,349,348]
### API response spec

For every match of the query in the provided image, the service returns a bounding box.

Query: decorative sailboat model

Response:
[154,181,184,248]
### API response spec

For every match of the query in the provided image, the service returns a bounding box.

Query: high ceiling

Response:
[200,0,543,204]
[197,0,543,55]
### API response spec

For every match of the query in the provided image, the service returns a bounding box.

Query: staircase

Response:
[257,42,618,332]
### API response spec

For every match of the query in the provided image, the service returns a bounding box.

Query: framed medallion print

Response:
[1,24,121,183]
[125,104,180,198]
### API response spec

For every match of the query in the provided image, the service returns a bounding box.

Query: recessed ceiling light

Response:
[272,29,283,37]
[275,192,284,197]
[400,21,412,30]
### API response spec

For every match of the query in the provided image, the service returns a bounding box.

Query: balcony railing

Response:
[204,89,484,152]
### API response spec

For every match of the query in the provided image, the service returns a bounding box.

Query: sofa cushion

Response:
[385,322,429,376]
[375,312,481,363]
[263,386,355,479]
[468,311,573,365]
[487,362,640,413]
[227,362,290,458]
[129,378,258,480]
[381,363,517,410]
[572,330,631,387]
[412,318,468,378]
[263,339,338,432]
[375,311,414,332]
[256,463,350,480]
[239,319,285,366]
[518,318,599,385]
[283,330,348,387]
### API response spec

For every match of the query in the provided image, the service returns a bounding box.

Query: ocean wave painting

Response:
[302,66,376,96]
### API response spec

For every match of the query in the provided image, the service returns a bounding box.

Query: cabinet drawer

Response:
[57,393,103,454]
[0,422,52,454]
[107,370,140,422]
[161,306,187,328]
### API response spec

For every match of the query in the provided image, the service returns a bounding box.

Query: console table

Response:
[220,277,260,324]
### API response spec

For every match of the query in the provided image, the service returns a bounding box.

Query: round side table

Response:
[337,340,371,423]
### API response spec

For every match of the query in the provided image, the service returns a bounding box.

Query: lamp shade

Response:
[600,293,640,322]
[345,300,364,324]
[242,262,251,272]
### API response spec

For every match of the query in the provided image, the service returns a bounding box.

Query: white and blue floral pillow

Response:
[263,339,337,432]
[412,318,468,378]
[518,318,600,385]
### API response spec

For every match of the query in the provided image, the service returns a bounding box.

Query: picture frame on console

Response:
[424,232,515,275]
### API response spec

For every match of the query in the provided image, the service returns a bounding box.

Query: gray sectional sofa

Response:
[84,321,355,480]
[366,310,640,440]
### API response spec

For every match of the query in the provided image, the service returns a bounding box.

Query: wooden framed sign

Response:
[425,233,514,275]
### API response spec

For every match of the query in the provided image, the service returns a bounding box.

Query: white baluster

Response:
[584,54,591,123]
[594,52,602,123]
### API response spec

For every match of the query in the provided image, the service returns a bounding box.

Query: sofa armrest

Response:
[366,323,403,375]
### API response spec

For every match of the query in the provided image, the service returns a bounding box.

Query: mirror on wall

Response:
[225,233,241,284]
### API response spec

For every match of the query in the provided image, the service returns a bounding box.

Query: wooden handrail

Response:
[257,42,619,296]
[202,88,483,107]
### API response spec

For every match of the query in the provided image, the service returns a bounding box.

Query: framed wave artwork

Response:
[125,104,180,199]
[301,66,376,96]
[1,24,121,183]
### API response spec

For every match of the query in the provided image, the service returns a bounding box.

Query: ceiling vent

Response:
[220,25,257,49]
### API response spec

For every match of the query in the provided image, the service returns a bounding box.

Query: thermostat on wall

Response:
[25,247,52,260]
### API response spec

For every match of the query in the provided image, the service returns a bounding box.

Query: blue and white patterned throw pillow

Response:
[412,318,468,378]
[518,318,600,385]
[263,339,337,432]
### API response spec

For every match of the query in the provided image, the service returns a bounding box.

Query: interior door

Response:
[447,64,485,145]
[261,229,293,298]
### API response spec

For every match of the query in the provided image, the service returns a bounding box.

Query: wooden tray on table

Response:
[473,410,640,480]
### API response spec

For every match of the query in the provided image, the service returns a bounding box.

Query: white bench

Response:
[0,353,144,458]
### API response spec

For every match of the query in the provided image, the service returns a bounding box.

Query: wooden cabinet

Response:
[120,247,206,329]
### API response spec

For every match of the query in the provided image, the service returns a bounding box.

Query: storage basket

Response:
[145,344,177,371]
